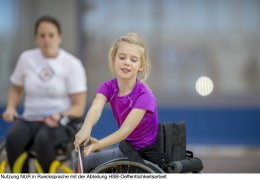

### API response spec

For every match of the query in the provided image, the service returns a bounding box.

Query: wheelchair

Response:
[0,115,83,173]
[89,121,203,173]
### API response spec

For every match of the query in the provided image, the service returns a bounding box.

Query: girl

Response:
[74,32,158,172]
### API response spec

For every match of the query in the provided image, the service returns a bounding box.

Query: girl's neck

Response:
[117,78,137,96]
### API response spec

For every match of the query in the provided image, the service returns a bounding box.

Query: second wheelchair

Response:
[0,115,83,173]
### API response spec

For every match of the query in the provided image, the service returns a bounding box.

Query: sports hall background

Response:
[0,0,260,173]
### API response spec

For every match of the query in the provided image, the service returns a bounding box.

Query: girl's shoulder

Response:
[133,80,155,99]
[98,78,118,91]
[136,80,153,93]
[101,78,117,86]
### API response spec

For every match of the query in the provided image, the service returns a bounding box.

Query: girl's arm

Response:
[84,108,146,155]
[74,93,107,149]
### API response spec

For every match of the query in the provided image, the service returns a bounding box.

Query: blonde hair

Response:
[108,32,151,82]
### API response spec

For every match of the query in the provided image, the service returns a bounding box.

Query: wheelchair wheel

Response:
[91,158,164,173]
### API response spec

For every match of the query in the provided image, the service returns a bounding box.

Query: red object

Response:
[77,145,84,173]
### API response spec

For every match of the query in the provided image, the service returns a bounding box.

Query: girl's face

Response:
[35,22,61,58]
[113,42,143,81]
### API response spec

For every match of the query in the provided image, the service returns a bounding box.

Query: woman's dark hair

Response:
[34,15,62,35]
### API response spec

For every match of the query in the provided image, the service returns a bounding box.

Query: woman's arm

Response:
[44,91,87,128]
[63,92,87,117]
[2,84,24,121]
[74,93,107,149]
[84,108,146,155]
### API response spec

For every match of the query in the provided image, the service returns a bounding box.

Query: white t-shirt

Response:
[10,48,87,119]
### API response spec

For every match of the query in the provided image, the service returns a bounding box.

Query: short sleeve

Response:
[96,80,115,102]
[67,60,87,94]
[133,92,156,114]
[10,53,26,86]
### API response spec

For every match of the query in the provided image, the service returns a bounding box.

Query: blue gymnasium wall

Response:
[1,106,260,146]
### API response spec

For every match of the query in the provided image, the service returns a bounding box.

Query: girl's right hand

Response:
[74,129,90,152]
[2,108,18,122]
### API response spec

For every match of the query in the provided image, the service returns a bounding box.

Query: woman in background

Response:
[2,15,87,173]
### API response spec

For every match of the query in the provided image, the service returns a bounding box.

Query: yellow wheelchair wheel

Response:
[0,160,8,173]
[49,160,73,173]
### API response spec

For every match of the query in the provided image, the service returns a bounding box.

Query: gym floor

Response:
[190,145,260,173]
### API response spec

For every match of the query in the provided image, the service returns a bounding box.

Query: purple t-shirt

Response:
[97,78,158,150]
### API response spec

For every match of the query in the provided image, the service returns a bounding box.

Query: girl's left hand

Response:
[83,137,98,156]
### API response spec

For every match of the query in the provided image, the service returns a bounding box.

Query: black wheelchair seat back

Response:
[156,121,186,162]
[155,121,203,173]
[120,121,203,173]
